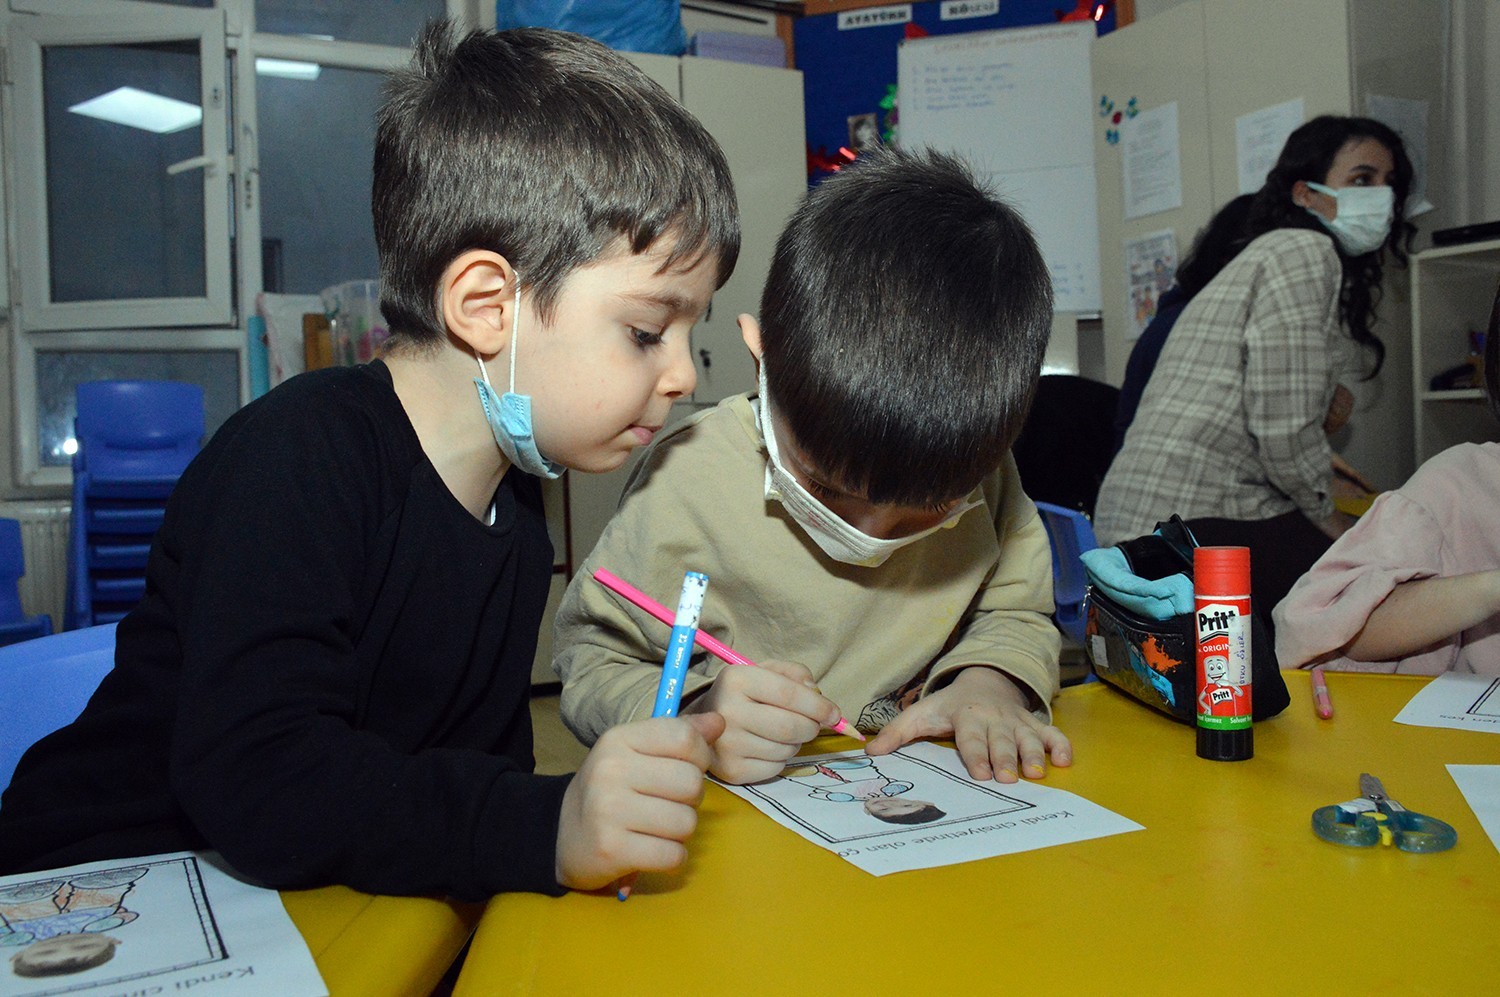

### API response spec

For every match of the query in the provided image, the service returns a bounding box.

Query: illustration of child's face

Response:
[1205,655,1229,682]
[864,796,931,820]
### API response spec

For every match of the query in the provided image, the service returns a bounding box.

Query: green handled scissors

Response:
[1312,773,1458,853]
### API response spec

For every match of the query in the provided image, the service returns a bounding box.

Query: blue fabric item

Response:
[497,1,686,55]
[1080,546,1194,620]
[1114,285,1188,455]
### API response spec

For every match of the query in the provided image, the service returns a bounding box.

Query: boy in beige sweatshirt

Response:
[555,148,1070,787]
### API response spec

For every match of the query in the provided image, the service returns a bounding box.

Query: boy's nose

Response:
[660,338,697,399]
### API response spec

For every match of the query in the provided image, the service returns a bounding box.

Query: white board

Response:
[898,22,1101,312]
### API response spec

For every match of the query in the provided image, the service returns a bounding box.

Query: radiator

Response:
[2,501,70,630]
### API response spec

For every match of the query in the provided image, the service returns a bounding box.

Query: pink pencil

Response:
[593,567,865,740]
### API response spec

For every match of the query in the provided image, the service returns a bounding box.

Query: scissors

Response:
[1311,773,1457,853]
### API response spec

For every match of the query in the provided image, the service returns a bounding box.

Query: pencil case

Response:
[1083,519,1289,724]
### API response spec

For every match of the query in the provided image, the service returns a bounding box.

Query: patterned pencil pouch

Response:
[1082,516,1289,724]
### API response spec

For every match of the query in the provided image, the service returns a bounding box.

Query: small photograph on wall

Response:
[1124,228,1178,341]
[847,112,882,152]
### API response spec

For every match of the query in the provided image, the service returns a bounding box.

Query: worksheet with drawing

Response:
[714,742,1142,876]
[1394,674,1500,734]
[0,852,325,997]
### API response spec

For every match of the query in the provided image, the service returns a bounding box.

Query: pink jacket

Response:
[1273,442,1500,674]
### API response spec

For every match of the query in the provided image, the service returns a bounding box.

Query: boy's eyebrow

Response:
[617,289,709,318]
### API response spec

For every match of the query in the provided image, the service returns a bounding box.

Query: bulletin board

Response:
[898,22,1102,311]
[794,1,1116,177]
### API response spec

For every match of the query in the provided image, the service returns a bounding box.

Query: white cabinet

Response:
[1410,239,1500,468]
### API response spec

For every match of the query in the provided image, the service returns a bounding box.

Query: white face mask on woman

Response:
[1303,182,1394,256]
[755,364,979,568]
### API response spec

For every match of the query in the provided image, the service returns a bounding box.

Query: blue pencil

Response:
[620,570,709,901]
[650,571,709,718]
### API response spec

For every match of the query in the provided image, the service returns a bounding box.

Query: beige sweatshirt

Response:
[555,394,1061,744]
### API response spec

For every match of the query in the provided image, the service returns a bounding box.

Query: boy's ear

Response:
[737,313,763,362]
[439,250,518,357]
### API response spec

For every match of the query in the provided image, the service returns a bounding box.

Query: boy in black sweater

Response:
[0,21,737,900]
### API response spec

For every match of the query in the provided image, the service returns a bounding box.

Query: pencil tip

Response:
[834,719,866,741]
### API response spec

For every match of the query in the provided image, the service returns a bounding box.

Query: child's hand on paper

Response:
[863,665,1071,784]
[554,712,725,892]
[682,658,845,785]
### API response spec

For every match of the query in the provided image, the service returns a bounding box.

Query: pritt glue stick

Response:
[1194,546,1253,761]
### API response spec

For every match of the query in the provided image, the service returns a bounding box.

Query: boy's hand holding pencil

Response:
[553,712,725,893]
[682,657,851,785]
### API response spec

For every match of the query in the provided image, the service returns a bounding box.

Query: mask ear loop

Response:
[474,282,523,390]
[506,282,521,394]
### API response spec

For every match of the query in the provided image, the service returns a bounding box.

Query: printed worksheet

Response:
[713,742,1143,877]
[1,851,325,996]
[1393,674,1500,734]
[1447,765,1500,854]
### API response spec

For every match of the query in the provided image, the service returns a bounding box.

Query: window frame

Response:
[3,0,477,493]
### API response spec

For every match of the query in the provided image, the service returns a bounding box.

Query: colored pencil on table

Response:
[1310,664,1334,720]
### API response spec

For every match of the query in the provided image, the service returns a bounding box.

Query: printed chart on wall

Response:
[0,852,325,996]
[898,22,1102,312]
[714,742,1142,876]
[1394,674,1500,734]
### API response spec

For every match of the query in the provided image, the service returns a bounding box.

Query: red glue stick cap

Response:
[1194,546,1250,595]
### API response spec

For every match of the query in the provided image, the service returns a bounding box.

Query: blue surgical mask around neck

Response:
[1303,182,1394,256]
[474,283,563,480]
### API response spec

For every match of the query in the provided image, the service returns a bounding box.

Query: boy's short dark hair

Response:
[758,147,1052,507]
[374,21,741,344]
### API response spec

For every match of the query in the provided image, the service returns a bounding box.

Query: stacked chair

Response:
[0,517,54,647]
[65,381,204,630]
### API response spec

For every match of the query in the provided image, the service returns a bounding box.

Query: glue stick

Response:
[1194,546,1253,761]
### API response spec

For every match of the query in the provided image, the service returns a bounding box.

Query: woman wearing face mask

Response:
[1095,115,1415,626]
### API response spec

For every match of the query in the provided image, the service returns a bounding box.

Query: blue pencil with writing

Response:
[619,570,709,901]
[651,570,709,718]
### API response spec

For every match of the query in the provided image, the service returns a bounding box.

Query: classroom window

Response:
[257,64,384,294]
[256,0,445,48]
[4,0,476,492]
[34,348,241,468]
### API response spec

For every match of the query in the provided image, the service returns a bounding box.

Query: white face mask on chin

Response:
[755,365,979,568]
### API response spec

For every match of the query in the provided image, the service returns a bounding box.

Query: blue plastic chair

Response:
[66,381,204,630]
[0,623,116,797]
[0,518,53,647]
[1033,501,1100,647]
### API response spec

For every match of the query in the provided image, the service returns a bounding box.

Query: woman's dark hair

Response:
[1486,275,1500,423]
[1244,115,1416,377]
[1175,194,1255,299]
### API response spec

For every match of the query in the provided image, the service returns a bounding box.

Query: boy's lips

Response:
[629,425,659,446]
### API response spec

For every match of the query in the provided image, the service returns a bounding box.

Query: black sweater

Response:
[0,362,570,900]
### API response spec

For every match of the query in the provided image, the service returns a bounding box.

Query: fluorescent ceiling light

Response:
[256,57,322,80]
[68,87,201,134]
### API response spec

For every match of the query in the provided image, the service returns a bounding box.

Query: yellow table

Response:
[280,886,479,996]
[455,674,1500,996]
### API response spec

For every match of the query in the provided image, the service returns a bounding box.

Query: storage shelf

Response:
[1420,389,1486,402]
[1412,240,1500,466]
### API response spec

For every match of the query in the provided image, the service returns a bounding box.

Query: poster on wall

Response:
[1121,101,1183,220]
[1235,97,1305,195]
[1123,229,1178,341]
